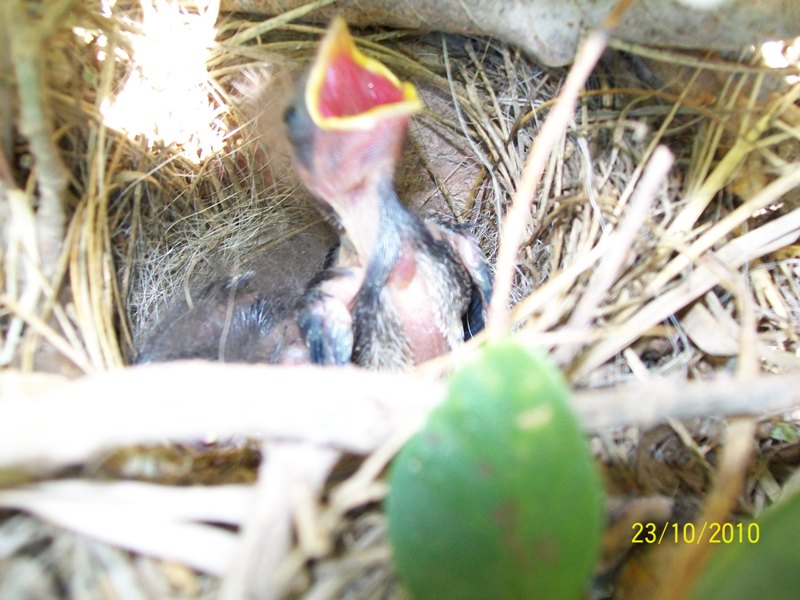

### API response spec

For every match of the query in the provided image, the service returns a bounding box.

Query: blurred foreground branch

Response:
[1,362,798,473]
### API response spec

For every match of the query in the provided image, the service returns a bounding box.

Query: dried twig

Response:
[667,85,800,236]
[648,164,800,294]
[224,0,336,46]
[486,0,636,335]
[3,364,799,474]
[0,481,240,574]
[221,441,339,600]
[0,362,445,471]
[571,206,800,381]
[4,0,71,278]
[573,375,800,431]
[553,145,674,365]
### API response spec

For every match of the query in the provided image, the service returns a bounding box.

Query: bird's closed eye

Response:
[283,103,299,127]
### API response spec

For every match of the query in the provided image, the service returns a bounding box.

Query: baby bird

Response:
[285,18,492,370]
[134,229,332,366]
[135,272,310,365]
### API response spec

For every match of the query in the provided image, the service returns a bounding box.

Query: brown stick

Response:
[2,363,799,473]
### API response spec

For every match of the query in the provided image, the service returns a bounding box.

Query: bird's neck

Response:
[332,175,408,268]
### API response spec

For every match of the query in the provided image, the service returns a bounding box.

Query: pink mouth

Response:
[318,52,405,118]
[305,18,421,129]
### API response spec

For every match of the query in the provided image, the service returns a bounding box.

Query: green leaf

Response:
[688,489,800,600]
[387,341,604,600]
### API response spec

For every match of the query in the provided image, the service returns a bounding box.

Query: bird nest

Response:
[1,0,800,598]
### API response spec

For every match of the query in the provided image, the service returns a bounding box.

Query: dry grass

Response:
[1,0,800,598]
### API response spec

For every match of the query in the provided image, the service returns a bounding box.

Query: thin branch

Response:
[573,375,800,431]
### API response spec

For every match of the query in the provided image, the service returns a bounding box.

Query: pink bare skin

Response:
[286,20,491,369]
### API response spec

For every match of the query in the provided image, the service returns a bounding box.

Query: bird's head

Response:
[284,17,422,211]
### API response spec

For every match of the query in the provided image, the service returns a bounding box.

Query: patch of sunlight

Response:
[95,0,225,163]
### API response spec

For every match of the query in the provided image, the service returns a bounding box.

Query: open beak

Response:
[305,17,422,131]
